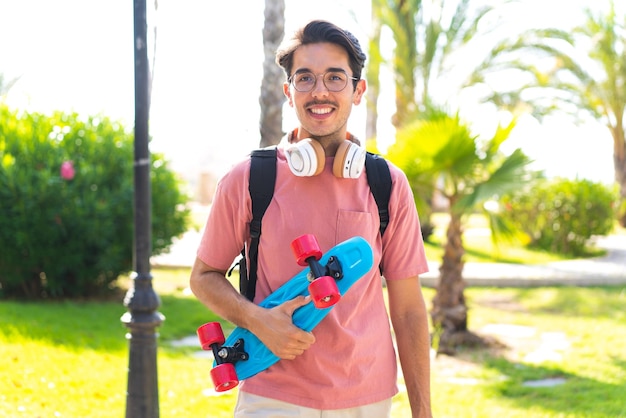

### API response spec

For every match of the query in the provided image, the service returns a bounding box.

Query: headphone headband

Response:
[285,137,366,179]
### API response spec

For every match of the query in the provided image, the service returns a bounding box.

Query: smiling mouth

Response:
[310,107,333,115]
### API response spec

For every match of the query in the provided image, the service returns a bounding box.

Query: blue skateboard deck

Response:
[203,235,373,389]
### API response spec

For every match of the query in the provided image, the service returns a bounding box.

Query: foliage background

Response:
[501,178,617,256]
[0,105,189,299]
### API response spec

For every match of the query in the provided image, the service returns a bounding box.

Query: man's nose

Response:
[311,75,330,97]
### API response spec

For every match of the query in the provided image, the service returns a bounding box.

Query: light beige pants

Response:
[234,392,392,417]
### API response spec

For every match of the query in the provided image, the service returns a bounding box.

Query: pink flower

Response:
[60,161,75,180]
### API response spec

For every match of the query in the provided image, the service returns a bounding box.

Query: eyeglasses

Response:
[289,70,358,93]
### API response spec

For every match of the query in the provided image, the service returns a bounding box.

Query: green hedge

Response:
[0,105,189,299]
[501,178,616,256]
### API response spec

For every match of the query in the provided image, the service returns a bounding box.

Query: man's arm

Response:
[387,276,433,418]
[189,257,315,360]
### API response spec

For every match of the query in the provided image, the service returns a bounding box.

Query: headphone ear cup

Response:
[286,138,325,177]
[333,141,366,178]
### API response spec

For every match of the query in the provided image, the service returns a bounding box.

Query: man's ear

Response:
[283,82,294,107]
[352,79,367,105]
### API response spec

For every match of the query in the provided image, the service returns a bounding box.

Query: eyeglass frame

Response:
[288,68,359,93]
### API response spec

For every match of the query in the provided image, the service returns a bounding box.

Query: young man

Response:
[190,20,432,417]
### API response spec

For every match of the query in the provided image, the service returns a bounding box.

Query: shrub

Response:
[0,105,189,299]
[501,177,616,256]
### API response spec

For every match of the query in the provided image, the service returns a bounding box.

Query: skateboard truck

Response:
[306,255,343,282]
[291,234,342,308]
[197,322,247,392]
[323,256,343,281]
[215,338,249,363]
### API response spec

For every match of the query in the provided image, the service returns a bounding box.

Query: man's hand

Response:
[251,295,316,360]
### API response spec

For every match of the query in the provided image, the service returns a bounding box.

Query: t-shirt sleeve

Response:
[196,159,252,271]
[379,163,429,280]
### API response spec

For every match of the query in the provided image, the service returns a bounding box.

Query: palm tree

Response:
[370,0,421,130]
[388,0,421,128]
[414,0,498,109]
[470,0,626,225]
[259,0,286,147]
[369,0,511,241]
[368,0,505,135]
[386,108,535,354]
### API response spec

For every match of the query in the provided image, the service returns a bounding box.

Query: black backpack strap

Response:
[240,147,277,301]
[365,152,392,237]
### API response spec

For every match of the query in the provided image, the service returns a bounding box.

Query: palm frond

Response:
[456,148,534,209]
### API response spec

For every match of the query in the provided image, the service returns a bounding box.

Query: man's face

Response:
[284,42,366,143]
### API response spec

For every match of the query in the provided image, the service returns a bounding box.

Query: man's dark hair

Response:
[276,20,367,89]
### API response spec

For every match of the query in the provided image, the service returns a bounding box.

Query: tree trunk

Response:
[615,151,626,227]
[366,0,383,144]
[431,211,489,354]
[431,212,472,354]
[611,121,626,226]
[390,0,418,129]
[259,0,286,147]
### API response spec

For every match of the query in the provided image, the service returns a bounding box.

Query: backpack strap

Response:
[365,152,392,237]
[240,147,277,301]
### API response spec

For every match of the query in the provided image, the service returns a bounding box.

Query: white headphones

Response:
[285,136,366,179]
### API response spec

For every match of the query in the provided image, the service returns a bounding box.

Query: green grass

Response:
[2,268,626,417]
[427,286,626,418]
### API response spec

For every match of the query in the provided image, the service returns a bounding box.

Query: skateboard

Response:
[196,234,374,392]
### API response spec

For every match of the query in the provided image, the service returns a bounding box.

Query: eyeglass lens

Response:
[291,71,352,92]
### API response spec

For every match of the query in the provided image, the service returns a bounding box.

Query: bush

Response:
[501,177,616,256]
[0,105,189,299]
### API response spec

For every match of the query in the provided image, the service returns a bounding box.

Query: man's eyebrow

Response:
[293,67,348,74]
[293,68,313,75]
[326,67,348,73]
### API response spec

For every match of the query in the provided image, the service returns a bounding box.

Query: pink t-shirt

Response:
[197,146,428,410]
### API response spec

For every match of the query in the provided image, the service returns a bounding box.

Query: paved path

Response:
[152,231,626,287]
[421,234,626,287]
[151,229,204,270]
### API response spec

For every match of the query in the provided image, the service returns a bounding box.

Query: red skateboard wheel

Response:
[291,234,323,266]
[309,275,341,308]
[211,363,239,392]
[197,322,225,350]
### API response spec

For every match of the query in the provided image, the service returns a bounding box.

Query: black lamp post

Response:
[121,0,165,416]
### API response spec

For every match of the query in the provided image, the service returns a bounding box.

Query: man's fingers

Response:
[282,295,311,316]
